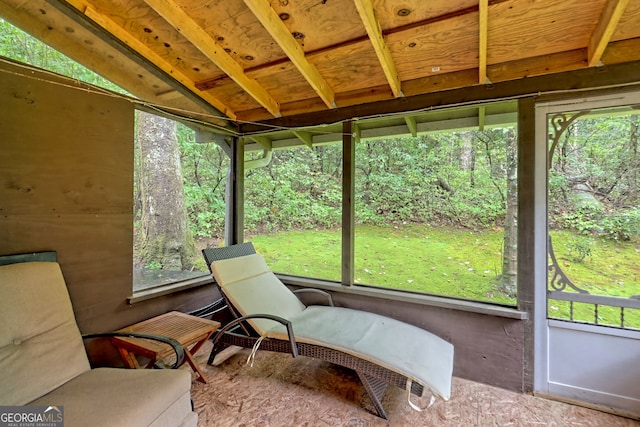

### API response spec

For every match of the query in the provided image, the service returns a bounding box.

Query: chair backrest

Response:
[0,261,90,405]
[210,253,305,335]
[202,242,256,275]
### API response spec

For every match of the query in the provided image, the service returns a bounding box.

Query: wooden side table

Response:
[112,311,220,383]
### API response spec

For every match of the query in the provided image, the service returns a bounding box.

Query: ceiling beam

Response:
[243,0,336,109]
[588,0,629,67]
[478,0,489,84]
[142,0,281,117]
[353,0,403,97]
[239,59,640,133]
[74,4,237,120]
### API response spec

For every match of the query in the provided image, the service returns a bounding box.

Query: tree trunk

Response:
[460,131,476,186]
[136,111,196,270]
[629,114,638,202]
[500,128,518,297]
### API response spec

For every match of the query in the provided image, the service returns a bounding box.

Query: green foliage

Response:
[560,205,604,235]
[565,236,594,262]
[549,112,640,242]
[351,132,509,229]
[599,208,640,241]
[245,146,342,233]
[560,205,640,241]
[178,124,228,239]
[146,260,163,270]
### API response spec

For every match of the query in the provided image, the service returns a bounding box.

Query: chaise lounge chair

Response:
[0,252,198,427]
[202,243,454,419]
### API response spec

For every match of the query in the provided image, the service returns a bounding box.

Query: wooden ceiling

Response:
[2,0,640,133]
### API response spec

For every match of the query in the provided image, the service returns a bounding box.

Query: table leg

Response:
[118,347,157,369]
[188,332,213,357]
[184,350,208,383]
[118,347,141,369]
[183,332,214,383]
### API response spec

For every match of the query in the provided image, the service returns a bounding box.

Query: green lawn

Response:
[547,230,640,328]
[250,225,640,327]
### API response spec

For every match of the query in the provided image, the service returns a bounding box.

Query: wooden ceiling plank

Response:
[77,4,237,120]
[479,0,488,83]
[588,0,630,67]
[142,0,281,117]
[243,0,336,109]
[353,0,403,97]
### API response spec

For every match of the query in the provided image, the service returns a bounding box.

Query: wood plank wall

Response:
[0,61,217,334]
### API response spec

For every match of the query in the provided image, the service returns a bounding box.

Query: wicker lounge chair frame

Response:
[202,243,425,419]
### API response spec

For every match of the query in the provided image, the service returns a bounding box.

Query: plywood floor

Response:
[189,340,639,426]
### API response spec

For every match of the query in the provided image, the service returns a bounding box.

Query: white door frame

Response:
[533,91,640,417]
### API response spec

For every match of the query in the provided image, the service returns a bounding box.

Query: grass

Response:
[548,230,640,328]
[249,225,640,328]
[252,224,513,305]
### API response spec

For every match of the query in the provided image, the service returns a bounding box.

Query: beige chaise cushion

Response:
[212,254,305,335]
[267,305,453,400]
[211,253,454,401]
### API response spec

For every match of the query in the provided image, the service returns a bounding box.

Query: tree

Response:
[135,112,197,270]
[499,128,518,296]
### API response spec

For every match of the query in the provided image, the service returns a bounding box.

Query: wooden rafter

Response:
[478,0,489,84]
[293,130,313,149]
[588,0,629,67]
[142,0,281,117]
[353,0,403,97]
[249,135,272,149]
[404,116,417,137]
[70,3,237,120]
[243,0,336,109]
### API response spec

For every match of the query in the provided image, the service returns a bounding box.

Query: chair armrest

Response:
[292,288,334,306]
[83,332,185,369]
[211,314,298,358]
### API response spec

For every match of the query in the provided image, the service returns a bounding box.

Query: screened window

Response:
[244,144,343,281]
[353,126,518,305]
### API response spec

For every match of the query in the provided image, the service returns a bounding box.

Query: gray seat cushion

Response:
[267,305,454,400]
